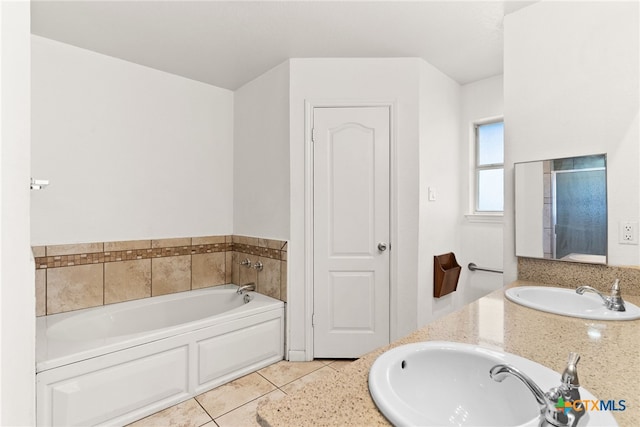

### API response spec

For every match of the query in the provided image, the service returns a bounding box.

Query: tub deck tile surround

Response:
[46,242,104,257]
[152,237,193,248]
[256,256,281,300]
[280,260,288,303]
[104,259,152,304]
[46,263,104,314]
[192,235,227,245]
[257,282,640,427]
[225,251,234,283]
[35,243,231,269]
[192,252,226,289]
[151,255,192,296]
[35,269,46,316]
[32,245,46,258]
[33,235,288,315]
[104,240,151,252]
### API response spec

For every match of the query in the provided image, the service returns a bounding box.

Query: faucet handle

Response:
[609,279,626,311]
[610,278,621,296]
[561,352,580,388]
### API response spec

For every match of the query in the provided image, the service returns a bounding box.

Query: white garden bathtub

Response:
[36,285,284,426]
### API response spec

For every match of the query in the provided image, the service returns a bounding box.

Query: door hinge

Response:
[311,128,317,142]
[311,313,315,327]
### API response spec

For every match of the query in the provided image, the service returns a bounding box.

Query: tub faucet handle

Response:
[239,258,252,268]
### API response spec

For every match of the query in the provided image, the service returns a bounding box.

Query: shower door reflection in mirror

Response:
[515,154,607,264]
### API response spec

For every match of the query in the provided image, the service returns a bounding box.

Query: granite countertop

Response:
[257,280,640,426]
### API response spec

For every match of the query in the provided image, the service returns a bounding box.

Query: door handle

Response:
[378,242,388,252]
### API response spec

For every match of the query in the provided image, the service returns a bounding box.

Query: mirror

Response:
[515,154,607,264]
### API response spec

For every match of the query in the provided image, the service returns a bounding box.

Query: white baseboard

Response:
[287,350,310,362]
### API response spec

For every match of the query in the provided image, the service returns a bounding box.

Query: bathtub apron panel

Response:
[36,288,284,426]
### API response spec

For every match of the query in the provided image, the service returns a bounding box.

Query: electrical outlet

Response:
[619,221,639,245]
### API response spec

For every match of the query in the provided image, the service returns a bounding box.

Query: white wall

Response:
[504,1,639,281]
[31,36,234,245]
[0,1,35,424]
[288,58,420,358]
[458,75,504,302]
[287,58,462,359]
[417,60,463,325]
[514,161,544,258]
[234,61,290,239]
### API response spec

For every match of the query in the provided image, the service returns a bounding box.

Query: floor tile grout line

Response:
[137,360,343,426]
[213,389,285,426]
[193,396,215,424]
[196,373,276,421]
[257,372,283,392]
[199,417,219,427]
[230,365,333,420]
[258,361,335,391]
[197,415,218,427]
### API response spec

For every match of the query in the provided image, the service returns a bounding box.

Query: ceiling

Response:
[31,1,538,90]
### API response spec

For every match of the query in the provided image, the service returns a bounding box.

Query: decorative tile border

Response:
[35,243,231,269]
[34,235,288,316]
[233,243,283,261]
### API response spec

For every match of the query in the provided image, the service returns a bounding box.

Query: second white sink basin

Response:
[505,286,640,320]
[368,341,615,426]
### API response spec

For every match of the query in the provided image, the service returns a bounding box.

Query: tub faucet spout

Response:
[576,279,626,312]
[237,283,256,295]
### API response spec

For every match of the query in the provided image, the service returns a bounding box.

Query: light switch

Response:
[428,187,436,201]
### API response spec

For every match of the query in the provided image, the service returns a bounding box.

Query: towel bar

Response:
[468,262,503,274]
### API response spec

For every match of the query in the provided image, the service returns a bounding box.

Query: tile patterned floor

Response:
[127,359,353,427]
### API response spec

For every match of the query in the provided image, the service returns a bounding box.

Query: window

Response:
[475,121,504,212]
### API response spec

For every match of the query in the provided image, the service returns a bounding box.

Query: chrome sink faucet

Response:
[490,352,585,427]
[576,279,626,312]
[236,283,256,295]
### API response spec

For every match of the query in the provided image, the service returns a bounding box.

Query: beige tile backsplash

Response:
[256,257,281,300]
[152,255,192,296]
[151,237,192,249]
[104,259,151,304]
[192,252,226,289]
[47,242,104,257]
[518,257,640,296]
[47,264,104,314]
[35,269,46,317]
[34,235,287,316]
[104,240,152,252]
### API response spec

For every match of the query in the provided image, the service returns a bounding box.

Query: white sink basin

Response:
[505,286,640,320]
[368,341,616,427]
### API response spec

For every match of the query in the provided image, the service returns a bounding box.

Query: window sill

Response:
[464,213,504,224]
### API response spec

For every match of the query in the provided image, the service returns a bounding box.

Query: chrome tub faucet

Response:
[576,279,626,312]
[490,352,585,427]
[236,283,256,295]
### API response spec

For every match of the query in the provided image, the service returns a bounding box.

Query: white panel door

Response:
[313,106,390,358]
